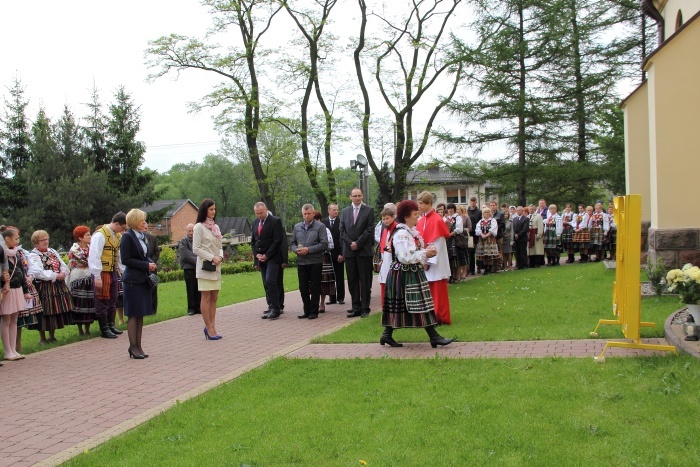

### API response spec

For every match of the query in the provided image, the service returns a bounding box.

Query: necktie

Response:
[257,220,263,236]
[353,207,359,224]
[330,219,334,228]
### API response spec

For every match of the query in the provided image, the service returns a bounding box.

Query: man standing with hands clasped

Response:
[290,204,328,320]
[340,188,375,318]
[322,204,345,305]
[252,202,286,321]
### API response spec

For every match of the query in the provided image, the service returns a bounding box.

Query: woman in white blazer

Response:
[193,199,224,340]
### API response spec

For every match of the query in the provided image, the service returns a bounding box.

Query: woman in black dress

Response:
[119,209,157,359]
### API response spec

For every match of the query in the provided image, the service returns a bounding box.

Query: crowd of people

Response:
[0,190,617,362]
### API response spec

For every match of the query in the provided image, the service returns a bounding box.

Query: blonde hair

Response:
[31,230,49,246]
[126,209,147,230]
[456,205,467,215]
[416,191,433,205]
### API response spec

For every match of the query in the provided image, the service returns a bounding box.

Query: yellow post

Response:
[590,195,676,361]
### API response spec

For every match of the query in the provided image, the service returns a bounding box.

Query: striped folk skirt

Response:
[607,229,617,251]
[572,229,590,250]
[448,237,468,268]
[476,236,499,266]
[30,280,73,332]
[560,226,574,248]
[543,225,559,252]
[589,227,605,247]
[18,282,41,328]
[321,252,336,296]
[381,262,438,329]
[70,276,96,324]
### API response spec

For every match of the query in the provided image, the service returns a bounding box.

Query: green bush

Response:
[158,269,184,283]
[159,246,177,271]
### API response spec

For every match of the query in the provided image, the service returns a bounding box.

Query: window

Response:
[446,188,467,204]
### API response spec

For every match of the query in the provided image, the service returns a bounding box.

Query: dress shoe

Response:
[308,314,318,320]
[108,324,123,335]
[347,311,362,318]
[326,299,337,305]
[266,309,281,320]
[298,313,310,319]
[187,310,196,316]
[337,300,345,305]
[318,308,325,313]
[361,312,370,318]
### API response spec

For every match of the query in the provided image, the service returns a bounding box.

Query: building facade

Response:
[621,1,700,267]
[404,167,498,207]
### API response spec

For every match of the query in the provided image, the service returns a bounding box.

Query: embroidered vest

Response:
[98,225,121,272]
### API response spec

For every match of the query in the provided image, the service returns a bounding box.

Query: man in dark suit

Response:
[339,188,375,318]
[512,205,530,270]
[322,203,345,305]
[178,223,201,316]
[252,202,286,320]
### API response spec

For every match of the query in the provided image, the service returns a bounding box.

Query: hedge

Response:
[156,252,298,283]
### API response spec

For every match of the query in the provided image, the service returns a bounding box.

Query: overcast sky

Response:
[1,0,228,173]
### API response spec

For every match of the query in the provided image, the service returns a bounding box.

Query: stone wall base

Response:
[647,227,700,269]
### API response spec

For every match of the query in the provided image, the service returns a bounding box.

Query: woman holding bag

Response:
[120,209,157,359]
[193,199,224,340]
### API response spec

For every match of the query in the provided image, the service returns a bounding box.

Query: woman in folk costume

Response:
[377,207,397,305]
[588,203,610,262]
[415,191,452,325]
[1,227,30,361]
[605,205,617,260]
[315,212,336,313]
[543,204,563,266]
[445,203,465,283]
[571,204,590,263]
[27,230,73,345]
[475,207,499,274]
[527,204,545,267]
[67,226,96,335]
[560,203,576,263]
[380,200,453,348]
[11,227,41,354]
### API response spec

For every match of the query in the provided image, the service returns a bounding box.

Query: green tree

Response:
[0,76,32,215]
[83,83,109,174]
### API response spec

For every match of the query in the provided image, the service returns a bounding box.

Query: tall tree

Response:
[0,76,32,215]
[83,83,109,173]
[146,0,283,214]
[354,0,464,206]
[276,0,340,214]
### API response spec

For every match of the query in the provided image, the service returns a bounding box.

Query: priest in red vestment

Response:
[415,191,452,325]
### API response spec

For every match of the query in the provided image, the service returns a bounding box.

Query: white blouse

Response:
[391,225,427,265]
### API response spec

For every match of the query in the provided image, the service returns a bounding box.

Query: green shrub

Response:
[158,269,184,283]
[159,246,177,271]
[646,257,667,296]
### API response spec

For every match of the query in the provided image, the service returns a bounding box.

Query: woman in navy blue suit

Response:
[120,209,157,359]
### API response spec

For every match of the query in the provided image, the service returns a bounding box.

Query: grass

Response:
[17,271,299,356]
[316,263,680,344]
[67,356,700,466]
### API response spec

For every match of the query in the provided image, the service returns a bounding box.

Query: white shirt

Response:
[88,227,125,277]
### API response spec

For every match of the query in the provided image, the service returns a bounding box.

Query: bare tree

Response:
[354,0,463,205]
[146,0,283,213]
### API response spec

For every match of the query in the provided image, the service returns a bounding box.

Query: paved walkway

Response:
[0,274,684,466]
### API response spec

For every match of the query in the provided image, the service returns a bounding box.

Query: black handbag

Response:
[202,260,217,271]
[454,233,469,249]
[147,272,159,289]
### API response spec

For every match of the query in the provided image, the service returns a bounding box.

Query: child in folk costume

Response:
[377,207,398,305]
[560,204,575,263]
[380,200,453,348]
[605,205,617,260]
[444,203,465,283]
[475,207,499,274]
[315,212,336,313]
[571,204,590,263]
[543,204,563,266]
[1,228,30,361]
[67,226,96,335]
[588,203,610,262]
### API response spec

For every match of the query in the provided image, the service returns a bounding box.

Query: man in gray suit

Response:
[339,188,375,318]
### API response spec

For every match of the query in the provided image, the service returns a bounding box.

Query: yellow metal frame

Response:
[590,195,676,360]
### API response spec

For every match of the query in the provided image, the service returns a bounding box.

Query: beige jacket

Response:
[192,223,224,280]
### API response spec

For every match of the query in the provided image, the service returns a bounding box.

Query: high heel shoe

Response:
[204,327,222,340]
[128,348,145,359]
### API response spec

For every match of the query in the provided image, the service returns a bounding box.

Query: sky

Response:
[1,0,223,173]
[1,0,476,175]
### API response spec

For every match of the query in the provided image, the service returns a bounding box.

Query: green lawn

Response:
[316,263,679,344]
[67,356,699,466]
[17,271,299,355]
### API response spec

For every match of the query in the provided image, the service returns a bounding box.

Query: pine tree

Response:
[83,83,109,173]
[0,76,32,215]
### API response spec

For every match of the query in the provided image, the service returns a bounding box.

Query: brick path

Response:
[0,274,679,466]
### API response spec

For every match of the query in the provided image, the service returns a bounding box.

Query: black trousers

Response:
[297,263,322,315]
[260,261,282,311]
[184,269,201,313]
[514,240,528,269]
[330,254,345,302]
[345,255,373,313]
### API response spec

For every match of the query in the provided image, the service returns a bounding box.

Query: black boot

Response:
[108,310,123,335]
[98,315,117,339]
[425,326,453,348]
[566,253,575,264]
[380,327,403,347]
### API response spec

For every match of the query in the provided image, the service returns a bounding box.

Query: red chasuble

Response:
[417,209,451,325]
